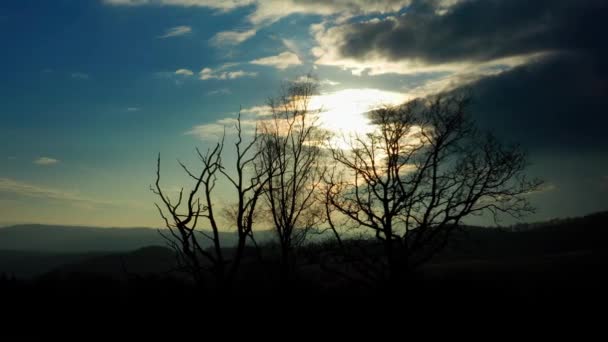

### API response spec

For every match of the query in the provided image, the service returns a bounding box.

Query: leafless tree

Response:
[256,75,328,278]
[152,113,266,290]
[325,94,542,284]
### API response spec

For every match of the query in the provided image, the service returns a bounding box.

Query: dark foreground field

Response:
[1,212,607,306]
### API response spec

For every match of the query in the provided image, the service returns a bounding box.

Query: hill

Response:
[0,224,238,253]
[439,211,608,260]
[0,211,606,284]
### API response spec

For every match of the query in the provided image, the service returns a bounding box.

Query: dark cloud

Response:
[468,52,608,152]
[337,0,607,64]
[328,0,608,152]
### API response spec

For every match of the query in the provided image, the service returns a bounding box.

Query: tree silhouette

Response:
[257,75,328,279]
[151,82,542,291]
[152,113,266,290]
[325,94,542,284]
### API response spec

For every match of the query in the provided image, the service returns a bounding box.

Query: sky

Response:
[0,0,607,227]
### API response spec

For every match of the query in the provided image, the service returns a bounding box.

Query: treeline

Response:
[152,75,541,291]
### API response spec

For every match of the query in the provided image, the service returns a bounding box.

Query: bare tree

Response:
[257,75,328,278]
[326,94,542,284]
[152,113,266,290]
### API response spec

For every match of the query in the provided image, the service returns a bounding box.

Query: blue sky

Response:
[1,0,607,227]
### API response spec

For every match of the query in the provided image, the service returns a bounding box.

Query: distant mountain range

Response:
[0,224,241,278]
[0,211,606,279]
[0,224,240,253]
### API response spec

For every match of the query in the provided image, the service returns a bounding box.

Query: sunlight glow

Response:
[310,88,410,146]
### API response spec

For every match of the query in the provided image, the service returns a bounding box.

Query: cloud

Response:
[289,0,608,156]
[312,0,606,75]
[247,0,410,26]
[186,116,257,141]
[536,183,557,194]
[188,87,409,143]
[126,107,141,112]
[34,157,59,166]
[104,0,408,19]
[241,105,271,116]
[71,72,89,80]
[199,67,257,80]
[321,79,340,86]
[104,0,415,45]
[211,29,256,46]
[293,75,340,87]
[186,105,270,141]
[0,178,113,207]
[161,65,257,82]
[186,123,227,140]
[282,39,299,53]
[207,88,232,96]
[175,68,194,76]
[158,25,192,39]
[463,52,608,152]
[225,70,257,79]
[402,52,550,97]
[103,0,255,11]
[295,76,339,86]
[250,51,302,69]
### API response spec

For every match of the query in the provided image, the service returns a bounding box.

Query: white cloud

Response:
[158,25,192,39]
[199,67,257,80]
[434,0,466,15]
[0,177,114,207]
[199,68,214,79]
[186,117,257,141]
[0,178,71,201]
[211,29,256,46]
[250,51,302,70]
[160,65,257,82]
[126,107,141,112]
[241,105,271,116]
[295,76,339,86]
[226,70,257,79]
[103,0,255,11]
[71,72,89,80]
[34,157,59,166]
[186,123,226,140]
[104,0,413,45]
[186,105,267,141]
[247,0,409,26]
[282,38,300,54]
[175,68,194,76]
[320,79,340,86]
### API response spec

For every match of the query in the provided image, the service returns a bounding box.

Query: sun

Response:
[310,88,410,144]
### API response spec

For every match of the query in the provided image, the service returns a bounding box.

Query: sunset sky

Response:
[1,0,606,227]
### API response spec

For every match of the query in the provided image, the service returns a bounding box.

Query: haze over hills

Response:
[0,224,238,278]
[0,211,606,280]
[0,224,240,253]
[1,211,606,253]
[438,211,608,260]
